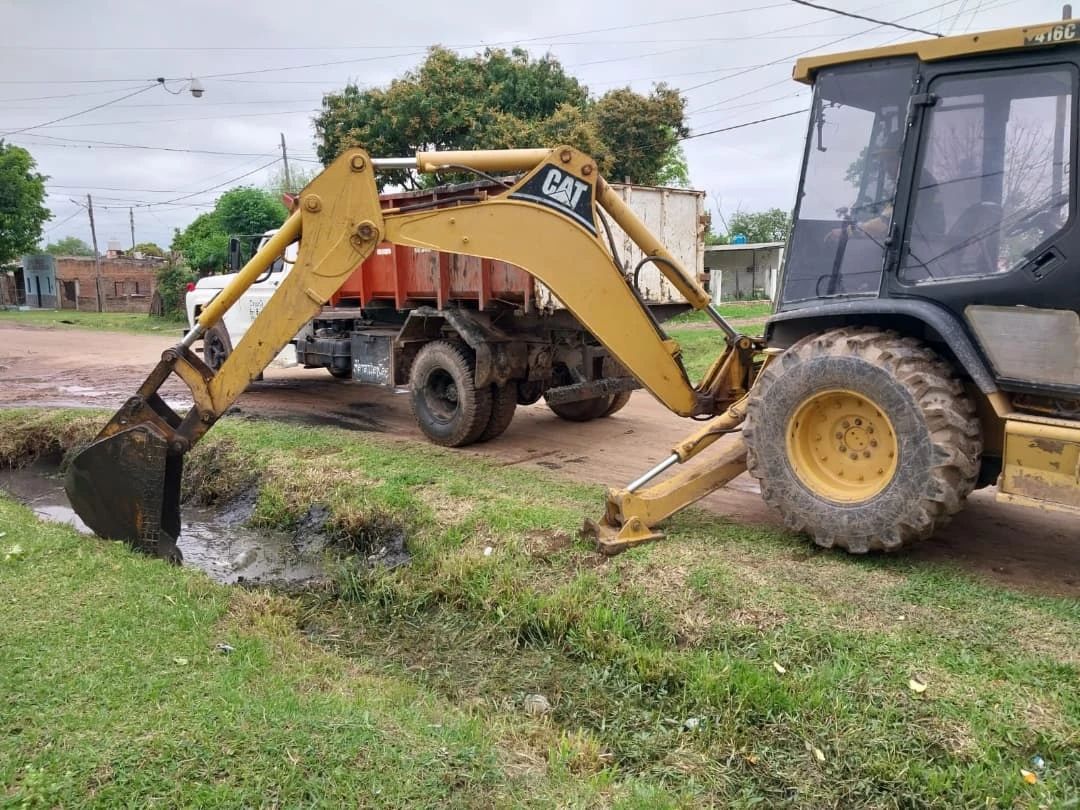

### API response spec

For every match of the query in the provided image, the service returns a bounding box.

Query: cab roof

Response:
[793,19,1080,83]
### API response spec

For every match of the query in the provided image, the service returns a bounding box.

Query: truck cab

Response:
[185,233,299,371]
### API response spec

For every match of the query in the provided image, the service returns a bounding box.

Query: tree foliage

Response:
[155,260,198,318]
[0,142,50,266]
[714,208,792,244]
[171,187,287,273]
[45,236,95,257]
[133,241,164,258]
[314,48,687,189]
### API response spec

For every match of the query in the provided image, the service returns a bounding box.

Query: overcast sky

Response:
[1,0,1049,250]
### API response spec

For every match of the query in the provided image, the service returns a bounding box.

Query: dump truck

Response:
[185,181,706,444]
[67,18,1080,564]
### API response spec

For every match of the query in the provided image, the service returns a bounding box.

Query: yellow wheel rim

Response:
[785,388,899,503]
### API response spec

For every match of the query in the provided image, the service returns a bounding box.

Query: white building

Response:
[704,242,785,302]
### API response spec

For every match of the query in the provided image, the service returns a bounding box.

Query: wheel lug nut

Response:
[835,432,843,440]
[863,450,871,458]
[849,452,858,460]
[854,417,863,426]
[838,445,846,452]
[841,420,851,429]
[870,439,878,447]
[867,426,874,434]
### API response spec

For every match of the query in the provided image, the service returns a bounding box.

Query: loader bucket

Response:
[65,420,184,562]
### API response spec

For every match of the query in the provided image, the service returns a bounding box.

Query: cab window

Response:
[900,65,1074,282]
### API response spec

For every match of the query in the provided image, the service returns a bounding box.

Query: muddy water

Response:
[0,466,327,586]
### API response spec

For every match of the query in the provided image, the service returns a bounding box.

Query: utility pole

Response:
[279,132,292,192]
[129,207,135,252]
[87,193,103,313]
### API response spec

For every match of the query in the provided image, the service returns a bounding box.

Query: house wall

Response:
[21,255,58,308]
[705,244,785,301]
[53,257,160,313]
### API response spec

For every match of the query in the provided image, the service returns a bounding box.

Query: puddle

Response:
[0,466,329,587]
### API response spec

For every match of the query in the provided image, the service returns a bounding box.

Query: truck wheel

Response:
[744,328,981,552]
[203,324,231,372]
[516,380,545,406]
[409,340,492,447]
[477,383,517,442]
[602,391,632,416]
[600,357,632,417]
[547,396,612,422]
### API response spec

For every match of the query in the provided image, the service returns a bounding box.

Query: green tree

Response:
[314,48,686,189]
[590,87,688,185]
[722,208,792,244]
[133,241,164,258]
[171,187,287,273]
[154,260,197,317]
[0,142,50,266]
[45,236,95,257]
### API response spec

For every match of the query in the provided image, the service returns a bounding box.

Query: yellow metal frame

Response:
[785,388,898,504]
[71,145,758,552]
[794,19,1080,82]
[790,18,1075,82]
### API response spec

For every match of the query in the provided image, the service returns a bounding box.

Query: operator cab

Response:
[776,22,1080,397]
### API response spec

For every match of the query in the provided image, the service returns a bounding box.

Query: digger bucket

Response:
[65,421,183,561]
[64,377,193,562]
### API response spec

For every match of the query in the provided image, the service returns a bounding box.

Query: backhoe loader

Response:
[67,18,1080,561]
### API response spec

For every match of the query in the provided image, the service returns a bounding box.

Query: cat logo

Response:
[540,168,588,208]
[508,163,598,235]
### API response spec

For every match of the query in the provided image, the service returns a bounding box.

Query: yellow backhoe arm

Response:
[65,145,755,559]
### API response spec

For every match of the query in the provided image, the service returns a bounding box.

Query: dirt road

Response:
[2,322,1077,597]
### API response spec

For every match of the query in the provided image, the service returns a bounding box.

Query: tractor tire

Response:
[744,327,981,553]
[477,382,518,442]
[409,340,492,447]
[329,366,352,380]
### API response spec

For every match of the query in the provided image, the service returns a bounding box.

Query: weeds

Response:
[1,409,1077,806]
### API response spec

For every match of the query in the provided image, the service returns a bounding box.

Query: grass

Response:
[1,409,1078,807]
[0,308,184,335]
[668,325,767,381]
[667,300,773,325]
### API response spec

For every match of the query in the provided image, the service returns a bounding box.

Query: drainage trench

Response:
[0,464,331,586]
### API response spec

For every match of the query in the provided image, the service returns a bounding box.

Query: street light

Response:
[155,77,206,99]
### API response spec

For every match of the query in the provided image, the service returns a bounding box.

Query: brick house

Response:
[20,254,165,313]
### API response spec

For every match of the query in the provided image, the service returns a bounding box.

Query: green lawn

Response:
[668,324,766,381]
[1,409,1077,807]
[667,300,773,325]
[0,309,184,335]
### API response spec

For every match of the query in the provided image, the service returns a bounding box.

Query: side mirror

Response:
[227,237,241,272]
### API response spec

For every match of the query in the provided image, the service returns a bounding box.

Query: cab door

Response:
[892,54,1080,394]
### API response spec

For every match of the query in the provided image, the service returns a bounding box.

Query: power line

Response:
[681,108,809,141]
[684,0,969,100]
[0,84,154,103]
[18,133,275,157]
[42,209,85,235]
[789,0,943,37]
[1,83,158,136]
[33,108,319,130]
[154,158,282,206]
